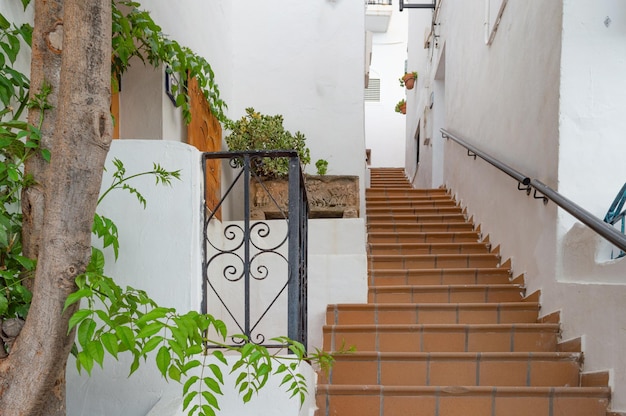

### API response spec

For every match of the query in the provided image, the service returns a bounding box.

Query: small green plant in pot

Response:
[395,99,407,114]
[224,107,311,179]
[315,159,329,175]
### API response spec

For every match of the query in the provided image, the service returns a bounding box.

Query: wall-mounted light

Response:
[165,66,180,106]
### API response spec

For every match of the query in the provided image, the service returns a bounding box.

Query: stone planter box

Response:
[250,175,359,220]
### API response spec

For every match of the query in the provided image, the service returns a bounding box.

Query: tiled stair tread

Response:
[324,323,560,331]
[324,352,583,387]
[368,267,512,282]
[316,385,610,397]
[368,253,501,269]
[368,242,491,255]
[367,210,465,219]
[367,200,459,208]
[327,302,539,313]
[323,324,560,352]
[326,351,581,361]
[367,223,475,233]
[367,213,467,222]
[326,302,540,325]
[315,388,610,416]
[368,284,522,291]
[367,231,481,243]
[366,188,449,195]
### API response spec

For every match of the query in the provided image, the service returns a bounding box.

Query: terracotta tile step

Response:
[315,385,610,416]
[322,323,560,352]
[366,222,475,233]
[322,351,582,387]
[367,242,491,255]
[365,196,454,205]
[367,231,481,244]
[368,268,512,286]
[367,213,467,224]
[368,253,501,269]
[367,284,523,303]
[369,181,411,185]
[366,188,448,197]
[367,207,464,217]
[367,200,459,210]
[326,302,540,325]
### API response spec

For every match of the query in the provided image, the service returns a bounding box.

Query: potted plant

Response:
[225,108,359,219]
[395,99,406,114]
[224,107,311,179]
[399,71,418,90]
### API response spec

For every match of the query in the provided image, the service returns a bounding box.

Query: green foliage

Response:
[0,10,31,118]
[0,4,337,415]
[224,108,311,179]
[0,14,49,319]
[111,0,226,123]
[315,159,328,176]
[394,98,406,114]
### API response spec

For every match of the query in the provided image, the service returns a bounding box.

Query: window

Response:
[365,78,381,102]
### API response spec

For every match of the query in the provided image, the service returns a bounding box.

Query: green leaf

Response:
[115,325,135,350]
[0,13,10,30]
[203,377,223,395]
[77,351,94,375]
[77,318,97,347]
[156,345,171,377]
[101,332,119,359]
[185,344,203,356]
[168,363,181,382]
[86,340,105,367]
[136,321,163,338]
[182,359,201,373]
[64,288,93,311]
[183,375,199,396]
[208,363,224,384]
[201,404,216,416]
[140,335,163,355]
[212,350,227,365]
[0,293,8,316]
[201,390,220,410]
[68,309,92,331]
[182,390,198,411]
[242,388,253,403]
[135,306,170,326]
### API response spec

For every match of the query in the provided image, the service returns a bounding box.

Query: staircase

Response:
[315,167,611,416]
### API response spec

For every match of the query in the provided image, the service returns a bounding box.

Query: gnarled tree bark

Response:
[0,0,112,414]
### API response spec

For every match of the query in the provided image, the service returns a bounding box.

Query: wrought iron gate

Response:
[202,151,308,349]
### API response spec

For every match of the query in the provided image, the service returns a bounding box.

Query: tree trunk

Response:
[0,0,112,414]
[22,0,63,264]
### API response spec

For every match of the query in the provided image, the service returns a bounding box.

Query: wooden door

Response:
[187,76,222,220]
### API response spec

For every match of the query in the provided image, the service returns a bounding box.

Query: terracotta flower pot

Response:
[403,73,416,90]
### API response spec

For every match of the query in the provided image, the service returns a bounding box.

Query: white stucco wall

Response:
[67,140,367,415]
[406,0,626,411]
[0,1,32,104]
[365,8,408,168]
[137,0,367,217]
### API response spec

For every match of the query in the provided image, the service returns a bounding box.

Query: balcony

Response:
[366,0,393,33]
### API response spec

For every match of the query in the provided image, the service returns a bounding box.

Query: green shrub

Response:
[224,108,310,179]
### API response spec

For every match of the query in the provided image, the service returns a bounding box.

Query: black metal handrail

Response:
[202,150,308,349]
[441,128,626,254]
[441,129,531,190]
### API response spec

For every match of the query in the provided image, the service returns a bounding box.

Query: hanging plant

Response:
[399,71,418,90]
[394,99,406,115]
